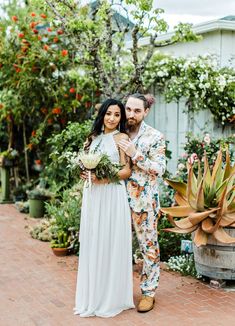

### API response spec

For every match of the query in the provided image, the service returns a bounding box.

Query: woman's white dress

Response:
[74,131,134,318]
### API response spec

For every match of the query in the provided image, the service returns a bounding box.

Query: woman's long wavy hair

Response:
[84,98,127,151]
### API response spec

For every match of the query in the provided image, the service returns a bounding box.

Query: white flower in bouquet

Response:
[76,152,102,188]
[77,152,102,170]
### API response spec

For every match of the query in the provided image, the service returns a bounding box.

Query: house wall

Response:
[154,30,235,67]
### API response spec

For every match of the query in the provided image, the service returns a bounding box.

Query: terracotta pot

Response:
[51,247,68,257]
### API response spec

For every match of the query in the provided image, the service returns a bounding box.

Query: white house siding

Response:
[153,30,234,68]
[157,31,222,60]
[221,30,235,66]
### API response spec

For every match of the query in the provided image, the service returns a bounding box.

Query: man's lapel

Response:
[133,121,147,144]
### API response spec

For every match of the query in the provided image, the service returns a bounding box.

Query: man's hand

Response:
[118,139,137,158]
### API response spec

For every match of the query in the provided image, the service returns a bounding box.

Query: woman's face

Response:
[103,105,121,132]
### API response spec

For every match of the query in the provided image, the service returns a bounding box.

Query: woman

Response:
[74,99,135,318]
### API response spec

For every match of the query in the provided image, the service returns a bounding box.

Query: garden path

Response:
[0,204,235,326]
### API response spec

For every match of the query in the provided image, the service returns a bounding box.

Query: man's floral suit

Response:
[126,121,166,297]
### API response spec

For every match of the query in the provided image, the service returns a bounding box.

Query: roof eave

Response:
[126,19,235,49]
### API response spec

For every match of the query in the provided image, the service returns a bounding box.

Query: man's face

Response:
[125,97,149,127]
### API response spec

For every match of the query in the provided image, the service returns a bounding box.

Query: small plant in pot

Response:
[50,229,70,256]
[28,187,52,218]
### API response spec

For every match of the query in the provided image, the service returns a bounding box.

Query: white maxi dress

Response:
[74,130,134,318]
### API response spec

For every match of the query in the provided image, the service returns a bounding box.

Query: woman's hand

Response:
[80,171,108,185]
[90,172,99,184]
[80,171,89,181]
[91,173,109,185]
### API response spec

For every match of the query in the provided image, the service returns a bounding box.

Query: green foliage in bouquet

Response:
[70,149,122,185]
[93,154,122,184]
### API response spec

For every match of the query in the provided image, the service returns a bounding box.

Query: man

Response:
[118,93,166,313]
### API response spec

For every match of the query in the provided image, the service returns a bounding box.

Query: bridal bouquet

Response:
[68,151,121,187]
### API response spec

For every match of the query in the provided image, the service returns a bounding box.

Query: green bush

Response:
[45,182,83,254]
[42,120,92,192]
[175,132,235,182]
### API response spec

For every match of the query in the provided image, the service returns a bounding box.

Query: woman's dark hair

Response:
[126,93,155,109]
[84,98,126,150]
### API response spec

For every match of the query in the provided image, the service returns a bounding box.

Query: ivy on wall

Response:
[143,54,235,125]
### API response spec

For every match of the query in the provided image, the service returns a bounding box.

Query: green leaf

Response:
[196,178,204,211]
[187,165,197,210]
[165,179,187,197]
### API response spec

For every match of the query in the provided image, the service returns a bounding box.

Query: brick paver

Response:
[1,204,235,326]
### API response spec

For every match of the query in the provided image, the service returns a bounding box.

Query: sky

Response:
[156,0,235,28]
[80,0,235,28]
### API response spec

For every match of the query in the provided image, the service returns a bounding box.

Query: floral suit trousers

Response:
[132,209,160,297]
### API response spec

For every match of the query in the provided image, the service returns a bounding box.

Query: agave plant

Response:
[160,150,235,247]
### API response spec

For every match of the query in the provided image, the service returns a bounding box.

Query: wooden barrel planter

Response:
[193,227,235,280]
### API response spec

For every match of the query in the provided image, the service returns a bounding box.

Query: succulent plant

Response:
[160,150,235,247]
[50,230,70,248]
[27,187,53,200]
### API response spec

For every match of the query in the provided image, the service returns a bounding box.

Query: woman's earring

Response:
[101,124,104,131]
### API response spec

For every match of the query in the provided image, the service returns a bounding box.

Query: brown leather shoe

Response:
[137,295,155,313]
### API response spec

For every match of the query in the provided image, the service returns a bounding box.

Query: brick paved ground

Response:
[1,204,235,326]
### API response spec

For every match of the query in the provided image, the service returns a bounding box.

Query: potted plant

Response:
[28,187,52,218]
[50,229,70,256]
[160,150,235,280]
[45,184,82,255]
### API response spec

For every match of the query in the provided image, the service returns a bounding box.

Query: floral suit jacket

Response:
[126,121,166,215]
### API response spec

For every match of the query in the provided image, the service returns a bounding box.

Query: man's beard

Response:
[126,118,141,130]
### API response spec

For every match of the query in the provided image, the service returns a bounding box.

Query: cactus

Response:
[160,150,235,247]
